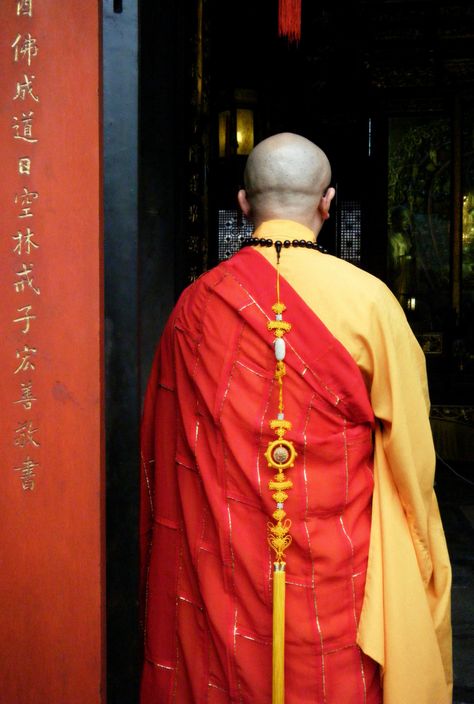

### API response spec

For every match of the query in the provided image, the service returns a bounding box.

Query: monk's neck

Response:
[253,219,319,242]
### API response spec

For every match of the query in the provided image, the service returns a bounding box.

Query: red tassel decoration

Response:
[278,0,301,43]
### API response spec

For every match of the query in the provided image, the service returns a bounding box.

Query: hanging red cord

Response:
[278,0,301,43]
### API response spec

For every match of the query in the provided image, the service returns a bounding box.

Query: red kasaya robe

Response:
[140,247,382,703]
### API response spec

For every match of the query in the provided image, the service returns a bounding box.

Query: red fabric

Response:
[278,0,302,42]
[140,249,382,703]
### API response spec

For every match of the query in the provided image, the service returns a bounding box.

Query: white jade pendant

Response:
[274,337,286,361]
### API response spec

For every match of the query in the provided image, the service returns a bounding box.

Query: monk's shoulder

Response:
[173,260,234,331]
[319,253,394,304]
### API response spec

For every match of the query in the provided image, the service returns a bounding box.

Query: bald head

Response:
[240,133,333,230]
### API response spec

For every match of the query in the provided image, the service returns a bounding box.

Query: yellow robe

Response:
[255,220,452,704]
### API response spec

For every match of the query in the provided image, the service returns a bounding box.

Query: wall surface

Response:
[0,2,105,703]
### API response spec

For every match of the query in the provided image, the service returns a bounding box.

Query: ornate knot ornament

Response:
[258,238,303,704]
[266,296,297,565]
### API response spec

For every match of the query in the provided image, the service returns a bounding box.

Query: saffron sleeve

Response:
[367,284,452,687]
[369,285,436,578]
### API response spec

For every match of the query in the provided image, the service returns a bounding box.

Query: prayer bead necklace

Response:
[240,236,328,254]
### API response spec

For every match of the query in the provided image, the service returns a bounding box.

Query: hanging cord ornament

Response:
[278,0,302,43]
[264,240,298,704]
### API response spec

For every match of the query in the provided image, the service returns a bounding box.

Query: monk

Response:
[140,133,452,703]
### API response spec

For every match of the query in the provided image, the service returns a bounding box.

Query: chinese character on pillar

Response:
[16,0,34,17]
[12,112,38,144]
[14,456,39,491]
[11,33,39,66]
[13,74,39,103]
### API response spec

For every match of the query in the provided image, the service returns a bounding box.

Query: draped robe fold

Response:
[141,222,452,704]
[141,248,383,703]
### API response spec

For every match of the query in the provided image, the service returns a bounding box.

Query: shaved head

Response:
[242,133,332,227]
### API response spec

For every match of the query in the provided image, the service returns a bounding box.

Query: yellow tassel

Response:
[267,247,294,703]
[272,562,286,704]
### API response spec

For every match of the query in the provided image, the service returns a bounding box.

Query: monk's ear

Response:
[319,186,336,220]
[238,189,251,218]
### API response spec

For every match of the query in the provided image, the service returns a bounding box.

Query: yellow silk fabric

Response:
[255,220,453,704]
